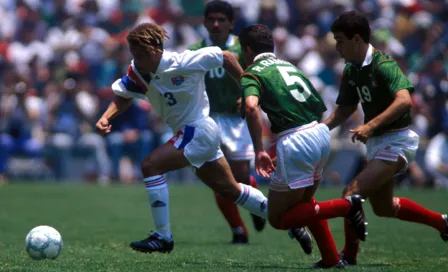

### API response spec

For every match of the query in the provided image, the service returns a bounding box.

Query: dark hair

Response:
[330,10,370,43]
[239,24,274,55]
[127,23,169,53]
[204,0,234,21]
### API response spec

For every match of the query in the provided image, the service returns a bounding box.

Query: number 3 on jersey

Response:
[164,92,177,106]
[277,66,311,102]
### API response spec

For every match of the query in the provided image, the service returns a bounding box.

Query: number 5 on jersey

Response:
[277,66,312,102]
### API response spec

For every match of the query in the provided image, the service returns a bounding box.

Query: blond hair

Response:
[127,23,170,54]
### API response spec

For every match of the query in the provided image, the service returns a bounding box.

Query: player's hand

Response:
[96,117,112,135]
[350,123,374,144]
[255,150,276,178]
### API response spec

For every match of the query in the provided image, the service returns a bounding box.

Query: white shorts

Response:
[270,122,331,192]
[366,127,419,174]
[211,114,254,161]
[169,117,224,168]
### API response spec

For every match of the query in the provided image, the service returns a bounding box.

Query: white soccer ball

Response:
[25,225,63,260]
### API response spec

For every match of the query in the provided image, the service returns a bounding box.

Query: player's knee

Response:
[268,215,284,230]
[140,156,162,176]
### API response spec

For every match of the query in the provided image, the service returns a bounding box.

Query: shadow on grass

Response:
[183,261,299,270]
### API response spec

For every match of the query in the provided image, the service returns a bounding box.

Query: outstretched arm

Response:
[222,50,244,84]
[96,96,133,135]
[323,104,358,130]
[350,89,411,143]
[245,95,275,177]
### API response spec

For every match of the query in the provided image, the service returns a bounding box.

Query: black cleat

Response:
[345,195,367,241]
[339,252,357,266]
[130,231,174,253]
[441,214,448,242]
[312,260,345,269]
[231,233,248,244]
[288,227,313,255]
[251,214,266,232]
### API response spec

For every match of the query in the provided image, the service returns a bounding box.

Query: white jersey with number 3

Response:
[111,46,224,132]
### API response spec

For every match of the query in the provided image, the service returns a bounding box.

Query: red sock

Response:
[249,175,258,188]
[279,198,351,229]
[341,218,360,261]
[308,219,340,266]
[214,192,247,236]
[395,197,446,232]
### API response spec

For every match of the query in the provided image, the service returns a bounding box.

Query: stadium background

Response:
[0,0,447,188]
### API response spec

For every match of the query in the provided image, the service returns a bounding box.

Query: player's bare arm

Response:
[96,96,133,135]
[323,104,358,130]
[244,95,275,177]
[350,89,412,143]
[222,50,244,83]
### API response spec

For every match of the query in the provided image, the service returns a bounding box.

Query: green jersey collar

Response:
[361,44,374,68]
[205,34,236,47]
[254,52,277,62]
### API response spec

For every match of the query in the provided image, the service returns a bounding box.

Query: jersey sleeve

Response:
[376,60,414,95]
[111,65,148,100]
[180,46,224,72]
[240,72,262,99]
[336,67,359,105]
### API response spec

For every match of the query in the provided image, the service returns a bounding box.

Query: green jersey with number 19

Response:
[336,45,414,136]
[188,35,245,114]
[241,53,327,134]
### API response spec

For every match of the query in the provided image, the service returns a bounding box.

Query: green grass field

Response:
[0,183,446,271]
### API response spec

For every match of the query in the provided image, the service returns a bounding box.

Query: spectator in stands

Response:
[0,70,43,183]
[425,122,448,189]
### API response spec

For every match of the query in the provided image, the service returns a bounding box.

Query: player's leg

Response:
[368,163,448,240]
[267,123,365,268]
[214,158,250,243]
[340,158,399,264]
[228,160,266,233]
[130,141,190,253]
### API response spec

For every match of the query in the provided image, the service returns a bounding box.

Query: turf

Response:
[0,183,446,271]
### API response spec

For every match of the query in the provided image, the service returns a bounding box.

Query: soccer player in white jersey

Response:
[96,23,275,253]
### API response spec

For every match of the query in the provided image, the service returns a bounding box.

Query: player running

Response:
[239,24,367,269]
[323,10,448,265]
[96,23,273,254]
[188,0,265,244]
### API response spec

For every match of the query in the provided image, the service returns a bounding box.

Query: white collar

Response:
[254,52,276,62]
[205,34,236,47]
[361,44,374,67]
[130,50,173,82]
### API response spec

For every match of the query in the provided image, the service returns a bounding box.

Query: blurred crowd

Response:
[0,0,447,187]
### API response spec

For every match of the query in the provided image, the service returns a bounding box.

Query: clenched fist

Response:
[96,117,112,135]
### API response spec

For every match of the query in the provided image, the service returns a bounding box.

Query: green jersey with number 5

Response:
[336,46,414,136]
[188,35,245,114]
[241,55,326,134]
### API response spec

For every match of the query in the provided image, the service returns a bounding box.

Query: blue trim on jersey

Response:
[121,75,146,95]
[178,126,195,149]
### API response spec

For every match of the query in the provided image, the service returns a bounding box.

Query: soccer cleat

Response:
[288,227,313,255]
[312,259,345,269]
[130,231,174,253]
[231,233,249,244]
[345,194,367,241]
[339,252,357,266]
[251,214,266,232]
[441,214,448,242]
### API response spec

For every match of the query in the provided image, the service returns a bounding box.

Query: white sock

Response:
[144,175,172,240]
[235,183,268,219]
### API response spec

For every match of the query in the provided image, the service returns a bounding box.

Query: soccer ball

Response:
[25,226,63,260]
